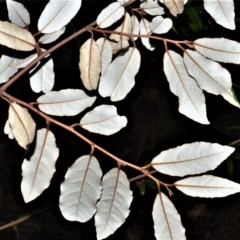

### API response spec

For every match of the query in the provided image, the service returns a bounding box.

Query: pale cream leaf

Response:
[0,21,36,51]
[79,38,101,90]
[8,103,36,149]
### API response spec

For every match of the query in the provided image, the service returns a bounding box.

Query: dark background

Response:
[1,0,240,239]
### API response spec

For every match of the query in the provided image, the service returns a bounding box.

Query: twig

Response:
[0,207,50,232]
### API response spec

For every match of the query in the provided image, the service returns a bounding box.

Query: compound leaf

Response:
[96,2,124,29]
[21,128,59,202]
[194,38,240,64]
[8,103,36,149]
[0,21,36,51]
[152,192,186,240]
[80,105,127,135]
[203,0,235,30]
[95,168,133,240]
[151,142,235,177]
[99,47,141,101]
[59,155,102,222]
[79,38,101,91]
[37,89,96,116]
[38,0,82,33]
[175,175,240,198]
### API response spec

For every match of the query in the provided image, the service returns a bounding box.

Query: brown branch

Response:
[0,0,178,193]
[0,207,50,232]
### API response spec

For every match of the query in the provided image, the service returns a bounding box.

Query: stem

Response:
[2,91,142,172]
[0,207,50,232]
[88,27,189,45]
[0,0,179,192]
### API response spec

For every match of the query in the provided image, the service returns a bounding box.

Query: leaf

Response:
[38,0,82,34]
[174,175,240,198]
[109,12,132,42]
[79,38,101,91]
[30,58,55,93]
[185,6,203,33]
[152,192,186,240]
[8,103,36,149]
[151,142,235,177]
[99,47,141,101]
[0,21,36,51]
[96,2,124,29]
[4,120,14,139]
[37,89,96,116]
[163,0,184,16]
[59,155,102,222]
[11,54,38,69]
[149,16,173,34]
[21,128,59,202]
[0,55,18,84]
[140,0,165,16]
[139,18,155,51]
[95,168,133,240]
[80,105,127,135]
[96,38,112,75]
[184,49,240,108]
[38,27,66,44]
[203,0,235,30]
[131,15,140,40]
[163,50,209,124]
[112,39,129,54]
[6,0,30,27]
[194,38,240,64]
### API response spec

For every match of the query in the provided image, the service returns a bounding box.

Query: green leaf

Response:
[139,181,146,195]
[227,157,234,175]
[186,7,203,33]
[231,87,239,103]
[232,152,240,160]
[145,179,157,190]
